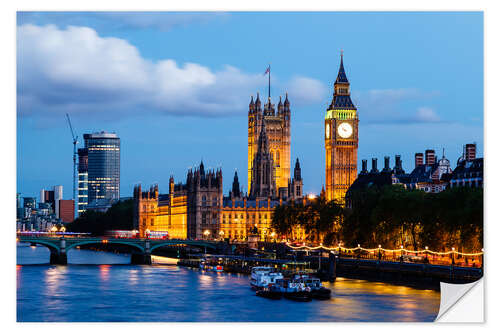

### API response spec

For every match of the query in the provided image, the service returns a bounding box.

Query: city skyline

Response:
[17,12,483,199]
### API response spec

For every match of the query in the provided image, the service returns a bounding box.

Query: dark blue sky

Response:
[17,12,483,199]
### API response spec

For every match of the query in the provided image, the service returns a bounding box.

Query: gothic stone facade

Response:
[133,161,306,241]
[248,93,291,194]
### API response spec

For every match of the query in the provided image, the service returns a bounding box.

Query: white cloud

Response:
[17,24,326,119]
[414,107,440,123]
[352,88,443,124]
[287,77,328,105]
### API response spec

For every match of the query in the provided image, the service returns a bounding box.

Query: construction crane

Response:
[66,113,78,219]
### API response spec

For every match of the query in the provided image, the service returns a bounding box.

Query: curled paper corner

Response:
[435,278,483,322]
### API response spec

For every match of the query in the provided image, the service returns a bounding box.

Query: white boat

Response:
[250,266,284,290]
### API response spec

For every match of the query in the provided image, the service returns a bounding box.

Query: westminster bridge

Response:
[17,235,220,265]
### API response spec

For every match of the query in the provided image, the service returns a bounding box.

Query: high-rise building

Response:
[77,148,89,215]
[53,185,63,218]
[16,193,22,220]
[248,92,291,194]
[39,185,63,218]
[22,197,37,219]
[84,132,120,205]
[324,52,359,202]
[59,200,75,223]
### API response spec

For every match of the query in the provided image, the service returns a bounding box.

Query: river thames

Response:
[17,244,440,322]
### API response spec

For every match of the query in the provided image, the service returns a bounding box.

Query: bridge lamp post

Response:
[203,229,210,240]
[219,230,224,240]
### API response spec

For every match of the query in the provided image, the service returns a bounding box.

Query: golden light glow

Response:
[307,194,316,200]
[285,242,484,257]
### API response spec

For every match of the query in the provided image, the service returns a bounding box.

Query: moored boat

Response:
[274,277,312,302]
[294,273,332,300]
[250,267,284,290]
[256,286,283,300]
[283,291,312,302]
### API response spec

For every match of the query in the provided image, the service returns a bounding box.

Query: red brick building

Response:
[58,199,74,223]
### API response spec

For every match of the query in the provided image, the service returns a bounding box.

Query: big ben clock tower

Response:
[325,52,359,203]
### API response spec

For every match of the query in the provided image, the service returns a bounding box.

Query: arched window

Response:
[202,195,207,207]
[276,150,280,165]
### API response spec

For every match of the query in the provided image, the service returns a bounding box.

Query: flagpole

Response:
[268,64,271,99]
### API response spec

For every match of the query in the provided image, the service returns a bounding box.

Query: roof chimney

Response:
[394,155,404,174]
[415,153,424,168]
[465,143,476,161]
[361,159,368,175]
[370,158,379,174]
[425,150,436,166]
[382,156,391,173]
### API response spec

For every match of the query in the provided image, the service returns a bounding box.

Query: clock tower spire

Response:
[324,52,359,203]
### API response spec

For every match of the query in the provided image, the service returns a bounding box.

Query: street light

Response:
[219,230,224,240]
[204,230,211,240]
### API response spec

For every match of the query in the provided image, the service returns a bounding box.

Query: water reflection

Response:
[17,246,440,322]
[99,265,111,282]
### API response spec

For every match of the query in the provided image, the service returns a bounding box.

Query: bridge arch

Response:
[66,240,145,253]
[150,240,217,253]
[20,239,61,254]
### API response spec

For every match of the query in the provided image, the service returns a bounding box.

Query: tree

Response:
[67,199,134,235]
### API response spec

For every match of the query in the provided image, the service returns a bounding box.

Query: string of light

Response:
[285,242,484,256]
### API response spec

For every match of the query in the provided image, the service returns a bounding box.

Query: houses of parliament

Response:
[133,54,359,240]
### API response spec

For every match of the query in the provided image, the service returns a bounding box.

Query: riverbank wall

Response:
[178,255,483,291]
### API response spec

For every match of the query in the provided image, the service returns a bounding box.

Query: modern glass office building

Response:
[77,147,89,215]
[83,132,120,206]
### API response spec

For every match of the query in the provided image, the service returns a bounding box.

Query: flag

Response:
[264,65,270,75]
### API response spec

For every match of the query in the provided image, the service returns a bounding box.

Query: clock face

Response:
[338,122,353,138]
[325,124,330,139]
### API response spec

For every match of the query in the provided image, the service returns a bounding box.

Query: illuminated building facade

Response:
[133,160,306,241]
[248,92,291,194]
[84,132,120,205]
[325,53,359,202]
[77,148,88,215]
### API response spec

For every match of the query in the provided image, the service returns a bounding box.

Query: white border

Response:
[3,0,498,331]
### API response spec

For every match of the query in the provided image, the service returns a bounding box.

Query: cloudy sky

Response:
[17,12,483,199]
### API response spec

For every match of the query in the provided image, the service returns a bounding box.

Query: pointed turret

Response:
[335,51,349,84]
[199,160,205,176]
[231,171,241,198]
[284,92,290,107]
[294,158,302,181]
[249,95,255,113]
[257,120,269,154]
[255,92,261,111]
[277,95,284,114]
